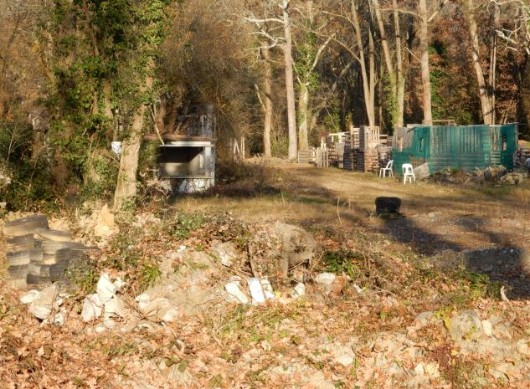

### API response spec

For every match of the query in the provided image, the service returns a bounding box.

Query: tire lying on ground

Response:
[7,265,29,279]
[35,229,72,242]
[3,215,49,237]
[6,234,35,252]
[6,250,32,266]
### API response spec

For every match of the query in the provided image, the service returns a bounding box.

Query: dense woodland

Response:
[0,0,529,210]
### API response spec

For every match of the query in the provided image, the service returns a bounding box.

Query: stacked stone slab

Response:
[3,215,86,289]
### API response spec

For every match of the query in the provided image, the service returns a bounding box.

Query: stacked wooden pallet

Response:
[343,127,360,171]
[297,148,316,164]
[355,148,380,172]
[315,147,329,168]
[354,126,381,173]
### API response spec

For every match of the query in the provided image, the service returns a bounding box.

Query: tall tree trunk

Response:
[298,82,310,151]
[465,0,494,125]
[373,0,396,128]
[262,45,273,157]
[282,0,298,160]
[419,0,433,125]
[113,74,153,211]
[352,0,375,126]
[394,0,405,129]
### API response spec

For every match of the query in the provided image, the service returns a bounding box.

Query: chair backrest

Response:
[386,160,394,169]
[402,163,414,174]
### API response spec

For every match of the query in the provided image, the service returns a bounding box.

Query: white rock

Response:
[113,277,126,291]
[20,290,40,305]
[96,273,116,304]
[95,325,107,333]
[135,293,151,311]
[28,285,57,320]
[248,277,266,304]
[260,279,275,300]
[104,295,127,318]
[225,278,249,304]
[414,363,425,376]
[315,272,336,285]
[292,282,306,298]
[81,294,103,322]
[139,297,178,322]
[103,318,116,329]
[482,320,493,337]
[51,310,66,326]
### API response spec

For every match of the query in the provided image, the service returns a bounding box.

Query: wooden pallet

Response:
[355,149,379,172]
[297,148,316,164]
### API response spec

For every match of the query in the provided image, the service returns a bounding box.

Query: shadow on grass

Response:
[165,159,530,299]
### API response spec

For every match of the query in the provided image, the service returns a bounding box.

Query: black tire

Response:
[35,229,72,242]
[3,215,49,237]
[41,240,79,255]
[6,234,35,252]
[42,254,57,265]
[28,261,42,275]
[6,251,31,266]
[6,278,27,289]
[7,265,29,278]
[26,273,41,284]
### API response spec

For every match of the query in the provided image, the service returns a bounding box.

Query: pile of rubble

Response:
[2,215,88,289]
[428,166,526,186]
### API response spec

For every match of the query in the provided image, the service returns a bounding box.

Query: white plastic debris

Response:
[225,277,249,304]
[248,277,266,304]
[81,293,103,322]
[28,285,57,320]
[96,273,116,304]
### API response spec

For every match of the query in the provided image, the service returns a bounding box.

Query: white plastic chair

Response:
[402,163,416,184]
[379,160,394,178]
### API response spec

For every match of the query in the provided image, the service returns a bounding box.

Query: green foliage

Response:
[169,212,205,239]
[294,31,320,93]
[321,249,362,279]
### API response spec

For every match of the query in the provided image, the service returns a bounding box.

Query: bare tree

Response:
[247,0,298,160]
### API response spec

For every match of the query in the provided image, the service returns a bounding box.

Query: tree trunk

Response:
[262,45,273,157]
[351,0,375,126]
[282,0,298,160]
[465,0,494,125]
[298,82,310,151]
[419,0,433,125]
[373,0,396,128]
[113,74,153,211]
[394,0,405,129]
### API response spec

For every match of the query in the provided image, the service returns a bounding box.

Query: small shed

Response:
[392,124,518,174]
[145,104,216,193]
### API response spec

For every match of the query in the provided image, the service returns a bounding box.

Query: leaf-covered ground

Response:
[1,159,530,388]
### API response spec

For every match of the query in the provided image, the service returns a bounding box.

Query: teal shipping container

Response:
[392,124,518,175]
